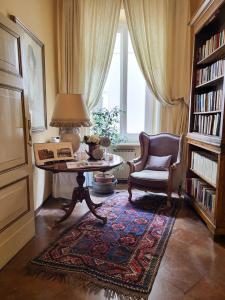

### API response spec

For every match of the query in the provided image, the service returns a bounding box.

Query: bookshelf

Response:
[187,0,225,237]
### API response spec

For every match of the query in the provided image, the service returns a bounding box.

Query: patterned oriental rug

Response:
[28,192,180,300]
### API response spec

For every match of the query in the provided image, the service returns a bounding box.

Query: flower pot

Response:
[94,173,114,184]
[86,144,103,160]
[92,178,117,195]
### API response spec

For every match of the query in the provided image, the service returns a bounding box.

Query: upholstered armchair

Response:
[127,132,184,203]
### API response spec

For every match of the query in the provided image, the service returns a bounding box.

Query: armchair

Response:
[127,132,184,203]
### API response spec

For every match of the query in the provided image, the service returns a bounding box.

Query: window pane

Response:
[102,33,121,110]
[127,36,145,134]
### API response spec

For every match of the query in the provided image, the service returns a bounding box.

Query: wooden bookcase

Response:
[186,0,225,237]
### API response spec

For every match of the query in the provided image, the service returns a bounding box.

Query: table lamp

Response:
[50,94,91,153]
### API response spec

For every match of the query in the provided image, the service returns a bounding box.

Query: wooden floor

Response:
[1,187,225,300]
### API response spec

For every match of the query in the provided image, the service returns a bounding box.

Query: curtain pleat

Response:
[123,0,191,135]
[57,0,121,111]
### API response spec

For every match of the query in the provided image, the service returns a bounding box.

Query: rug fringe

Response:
[26,263,148,300]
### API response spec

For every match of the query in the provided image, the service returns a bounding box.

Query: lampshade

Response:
[50,94,91,127]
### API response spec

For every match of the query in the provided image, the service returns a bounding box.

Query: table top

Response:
[36,154,123,173]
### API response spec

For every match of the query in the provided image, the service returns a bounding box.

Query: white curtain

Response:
[57,0,83,94]
[57,0,122,111]
[123,0,191,135]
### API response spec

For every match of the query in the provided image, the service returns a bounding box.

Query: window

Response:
[101,24,159,142]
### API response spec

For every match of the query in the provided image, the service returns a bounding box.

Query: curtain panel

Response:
[123,0,191,135]
[57,0,121,111]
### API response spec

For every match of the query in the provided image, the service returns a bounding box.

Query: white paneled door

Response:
[0,13,35,268]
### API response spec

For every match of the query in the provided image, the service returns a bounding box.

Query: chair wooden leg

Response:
[128,182,133,203]
[178,185,182,199]
[167,193,172,207]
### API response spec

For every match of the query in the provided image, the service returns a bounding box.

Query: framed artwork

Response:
[10,15,47,131]
[33,142,74,165]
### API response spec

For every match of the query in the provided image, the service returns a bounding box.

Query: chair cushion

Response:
[130,170,169,190]
[145,155,172,171]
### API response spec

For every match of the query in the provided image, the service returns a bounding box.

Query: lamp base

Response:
[60,128,81,153]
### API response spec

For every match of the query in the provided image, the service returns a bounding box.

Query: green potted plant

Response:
[91,106,123,146]
[91,107,124,194]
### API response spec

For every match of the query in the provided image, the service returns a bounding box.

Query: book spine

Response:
[197,60,224,85]
[197,29,225,61]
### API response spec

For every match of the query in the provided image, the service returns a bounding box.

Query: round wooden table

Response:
[37,154,123,224]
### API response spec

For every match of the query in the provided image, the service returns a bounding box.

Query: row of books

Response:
[191,151,217,186]
[194,90,223,112]
[186,177,215,215]
[197,29,225,61]
[193,113,221,136]
[196,59,224,85]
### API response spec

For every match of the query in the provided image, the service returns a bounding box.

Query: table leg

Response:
[84,188,107,224]
[56,189,79,223]
[57,171,107,224]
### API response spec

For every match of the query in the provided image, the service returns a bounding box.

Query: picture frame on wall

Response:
[10,15,47,132]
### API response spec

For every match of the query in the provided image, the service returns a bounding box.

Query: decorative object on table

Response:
[10,15,47,132]
[50,94,91,153]
[99,136,111,160]
[50,136,60,143]
[91,106,124,145]
[33,142,73,165]
[28,192,180,299]
[83,135,105,160]
[127,132,184,204]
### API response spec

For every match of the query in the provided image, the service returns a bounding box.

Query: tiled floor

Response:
[0,188,225,300]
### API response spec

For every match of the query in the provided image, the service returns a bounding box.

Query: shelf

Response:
[190,168,217,188]
[185,193,215,226]
[193,110,222,115]
[195,75,224,89]
[187,136,222,154]
[197,43,225,66]
[187,132,221,148]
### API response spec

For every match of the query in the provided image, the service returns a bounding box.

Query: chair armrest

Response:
[169,160,182,171]
[168,160,183,191]
[127,157,144,173]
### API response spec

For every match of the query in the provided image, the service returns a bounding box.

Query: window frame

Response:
[119,23,153,142]
[101,23,157,143]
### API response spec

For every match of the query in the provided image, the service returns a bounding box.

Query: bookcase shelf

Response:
[186,193,215,226]
[197,43,225,66]
[195,75,224,89]
[187,0,225,237]
[193,110,222,114]
[190,168,216,188]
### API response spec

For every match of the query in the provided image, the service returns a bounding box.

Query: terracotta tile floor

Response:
[1,188,225,300]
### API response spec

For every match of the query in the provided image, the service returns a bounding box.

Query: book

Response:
[185,177,216,215]
[197,29,225,61]
[191,151,218,186]
[193,113,221,136]
[194,90,223,112]
[196,59,224,85]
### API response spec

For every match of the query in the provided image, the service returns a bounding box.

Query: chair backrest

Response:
[139,132,183,166]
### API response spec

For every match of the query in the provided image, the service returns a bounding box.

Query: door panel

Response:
[0,13,34,269]
[0,24,21,76]
[0,177,29,232]
[0,87,26,172]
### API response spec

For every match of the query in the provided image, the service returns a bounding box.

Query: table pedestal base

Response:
[56,171,107,224]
